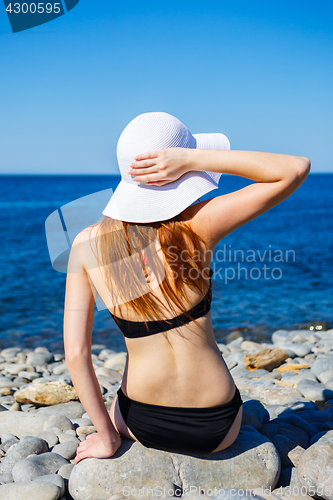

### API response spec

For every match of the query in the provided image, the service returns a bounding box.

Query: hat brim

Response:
[102,132,230,223]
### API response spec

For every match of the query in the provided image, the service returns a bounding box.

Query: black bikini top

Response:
[109,269,213,339]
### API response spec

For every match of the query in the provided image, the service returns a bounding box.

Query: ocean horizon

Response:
[0,173,332,352]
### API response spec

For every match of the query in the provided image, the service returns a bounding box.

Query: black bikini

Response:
[109,272,213,338]
[109,270,243,454]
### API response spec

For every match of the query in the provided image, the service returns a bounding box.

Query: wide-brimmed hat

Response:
[102,112,230,223]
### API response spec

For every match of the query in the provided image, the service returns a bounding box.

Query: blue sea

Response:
[0,174,332,352]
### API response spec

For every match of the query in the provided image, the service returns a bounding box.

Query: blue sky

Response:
[0,0,332,174]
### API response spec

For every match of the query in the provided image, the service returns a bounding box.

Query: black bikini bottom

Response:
[116,385,243,454]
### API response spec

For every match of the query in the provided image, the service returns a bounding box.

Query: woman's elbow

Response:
[65,350,90,368]
[295,156,311,180]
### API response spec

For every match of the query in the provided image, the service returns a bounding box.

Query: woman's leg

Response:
[109,393,139,441]
[210,406,243,453]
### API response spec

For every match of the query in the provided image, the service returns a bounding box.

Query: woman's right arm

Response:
[130,149,311,249]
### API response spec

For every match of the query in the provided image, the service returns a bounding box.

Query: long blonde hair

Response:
[90,215,211,327]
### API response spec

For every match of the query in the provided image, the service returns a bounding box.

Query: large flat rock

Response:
[297,436,333,500]
[0,412,49,439]
[69,431,280,500]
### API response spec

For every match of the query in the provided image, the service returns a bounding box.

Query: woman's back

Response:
[78,203,236,408]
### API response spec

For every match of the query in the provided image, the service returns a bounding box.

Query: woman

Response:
[64,112,310,464]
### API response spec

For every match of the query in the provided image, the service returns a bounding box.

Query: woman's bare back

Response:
[79,206,236,409]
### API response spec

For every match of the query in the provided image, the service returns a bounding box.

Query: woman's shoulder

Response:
[72,223,101,246]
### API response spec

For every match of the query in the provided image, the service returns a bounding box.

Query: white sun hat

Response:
[102,112,230,223]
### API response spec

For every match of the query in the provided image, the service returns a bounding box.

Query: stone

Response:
[8,402,21,411]
[0,472,13,483]
[241,399,269,430]
[0,436,48,473]
[104,352,127,369]
[252,489,281,500]
[76,425,95,436]
[0,388,14,396]
[288,414,318,437]
[37,431,59,448]
[0,480,61,499]
[98,349,117,360]
[32,376,59,384]
[58,463,75,480]
[43,414,75,434]
[313,430,333,445]
[276,347,297,358]
[309,430,332,446]
[278,422,309,448]
[95,367,122,383]
[12,452,69,482]
[230,365,250,377]
[274,467,301,489]
[260,424,279,441]
[214,490,266,500]
[271,434,304,469]
[0,377,18,389]
[298,438,333,500]
[287,446,305,467]
[71,417,93,427]
[18,371,40,382]
[247,369,270,378]
[296,383,333,401]
[0,347,21,358]
[272,486,313,500]
[245,348,289,372]
[325,379,333,391]
[236,379,305,405]
[280,344,312,357]
[52,363,68,375]
[14,382,78,406]
[0,412,50,438]
[26,351,54,366]
[240,425,261,434]
[318,370,333,384]
[275,401,318,416]
[0,435,19,453]
[288,372,317,384]
[69,432,280,500]
[58,433,80,443]
[35,473,65,497]
[52,441,79,460]
[37,401,85,419]
[271,330,292,344]
[65,429,77,436]
[240,340,263,351]
[311,356,333,378]
[3,364,35,375]
[260,372,281,381]
[277,363,310,374]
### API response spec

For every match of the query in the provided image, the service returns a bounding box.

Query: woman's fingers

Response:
[130,159,157,170]
[130,167,158,176]
[74,449,86,464]
[134,151,160,161]
[85,433,96,440]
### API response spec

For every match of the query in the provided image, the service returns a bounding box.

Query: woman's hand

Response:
[74,432,122,464]
[129,148,192,186]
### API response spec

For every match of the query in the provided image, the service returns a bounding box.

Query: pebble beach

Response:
[1,327,333,500]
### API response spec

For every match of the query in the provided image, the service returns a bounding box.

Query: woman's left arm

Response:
[64,231,121,464]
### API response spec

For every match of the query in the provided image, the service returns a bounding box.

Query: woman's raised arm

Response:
[129,149,311,248]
